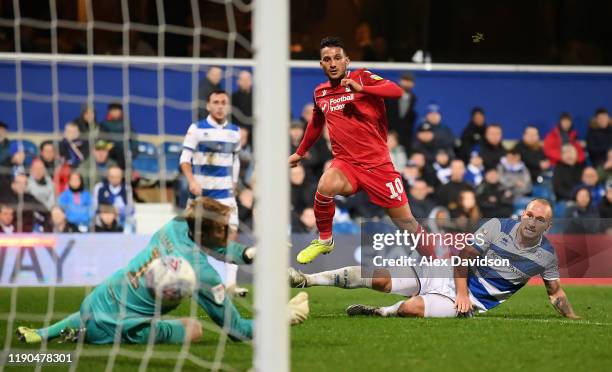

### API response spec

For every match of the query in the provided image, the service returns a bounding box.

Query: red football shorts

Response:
[330,158,408,209]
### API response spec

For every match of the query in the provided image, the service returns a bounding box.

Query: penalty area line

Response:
[474,317,612,326]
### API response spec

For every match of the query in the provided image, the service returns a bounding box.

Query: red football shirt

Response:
[296,68,403,168]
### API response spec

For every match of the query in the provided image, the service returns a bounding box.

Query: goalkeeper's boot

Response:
[226,284,249,298]
[58,327,86,344]
[346,304,382,317]
[288,267,308,288]
[16,327,42,344]
[288,291,310,325]
[296,239,334,264]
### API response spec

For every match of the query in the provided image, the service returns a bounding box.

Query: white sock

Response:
[225,262,239,287]
[318,237,333,245]
[306,266,372,289]
[378,300,404,317]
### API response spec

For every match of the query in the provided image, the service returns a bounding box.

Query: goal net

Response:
[0,0,289,370]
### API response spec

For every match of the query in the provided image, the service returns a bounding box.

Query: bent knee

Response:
[397,297,425,317]
[372,269,392,293]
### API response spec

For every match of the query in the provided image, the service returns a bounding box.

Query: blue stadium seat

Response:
[162,141,182,179]
[532,183,555,201]
[553,201,569,218]
[132,140,160,177]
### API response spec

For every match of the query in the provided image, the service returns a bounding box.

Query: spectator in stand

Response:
[514,126,550,183]
[299,103,314,126]
[59,122,88,167]
[292,207,317,234]
[94,203,123,233]
[432,149,451,186]
[412,122,438,163]
[408,179,435,218]
[451,189,481,232]
[290,164,315,214]
[563,187,600,234]
[599,184,612,231]
[73,104,97,135]
[401,161,421,189]
[27,159,55,210]
[231,70,253,128]
[408,151,436,187]
[301,126,333,183]
[93,165,132,228]
[476,168,514,218]
[553,144,584,201]
[0,204,15,233]
[421,103,455,155]
[464,152,484,187]
[289,121,304,154]
[387,131,408,172]
[39,140,58,176]
[50,205,79,233]
[237,186,254,231]
[197,66,222,119]
[435,159,473,212]
[574,167,605,205]
[238,127,254,187]
[386,72,417,151]
[478,124,506,170]
[543,112,586,166]
[597,149,612,183]
[58,171,93,231]
[98,102,137,169]
[459,107,487,162]
[0,173,50,232]
[0,141,27,186]
[0,121,9,165]
[498,148,532,198]
[586,108,612,167]
[78,139,118,188]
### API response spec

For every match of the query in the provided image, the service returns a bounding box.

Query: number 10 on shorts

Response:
[385,178,404,201]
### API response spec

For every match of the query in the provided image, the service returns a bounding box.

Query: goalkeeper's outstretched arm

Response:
[544,279,580,319]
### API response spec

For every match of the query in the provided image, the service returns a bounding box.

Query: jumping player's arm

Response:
[180,124,202,196]
[454,218,500,313]
[341,70,402,99]
[290,102,325,167]
[543,279,580,319]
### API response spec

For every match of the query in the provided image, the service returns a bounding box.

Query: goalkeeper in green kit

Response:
[17,197,309,345]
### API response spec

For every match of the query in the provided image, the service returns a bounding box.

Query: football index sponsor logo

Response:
[326,93,354,112]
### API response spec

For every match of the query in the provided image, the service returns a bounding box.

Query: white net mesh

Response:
[0,0,259,370]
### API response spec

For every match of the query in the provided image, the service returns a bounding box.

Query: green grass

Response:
[1,286,612,371]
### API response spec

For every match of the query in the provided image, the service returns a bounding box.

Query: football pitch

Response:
[1,285,611,371]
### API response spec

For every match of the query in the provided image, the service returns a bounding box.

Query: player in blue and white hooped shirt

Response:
[289,199,580,319]
[179,89,247,297]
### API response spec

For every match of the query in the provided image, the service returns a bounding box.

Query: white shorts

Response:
[416,262,458,318]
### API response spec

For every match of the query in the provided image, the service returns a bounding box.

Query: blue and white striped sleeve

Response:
[472,218,501,254]
[180,124,198,164]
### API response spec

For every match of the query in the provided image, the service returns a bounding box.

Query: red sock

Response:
[314,191,335,241]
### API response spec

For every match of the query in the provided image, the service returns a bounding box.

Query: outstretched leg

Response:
[17,311,81,344]
[347,294,457,318]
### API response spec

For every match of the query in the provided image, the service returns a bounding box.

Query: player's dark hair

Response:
[595,107,608,115]
[487,123,502,130]
[207,89,229,102]
[320,36,345,51]
[107,102,123,111]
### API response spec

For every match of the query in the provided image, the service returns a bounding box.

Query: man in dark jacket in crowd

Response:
[408,179,435,219]
[514,126,550,183]
[586,108,612,167]
[412,123,438,163]
[435,159,473,212]
[0,173,50,232]
[0,122,9,166]
[478,124,506,170]
[458,107,486,162]
[476,168,514,218]
[98,103,137,169]
[421,102,455,155]
[553,144,584,201]
[197,66,222,119]
[386,72,417,151]
[231,70,253,128]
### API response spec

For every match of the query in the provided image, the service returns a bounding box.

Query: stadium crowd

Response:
[0,71,610,235]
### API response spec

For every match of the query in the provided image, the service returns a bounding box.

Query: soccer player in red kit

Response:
[289,36,427,264]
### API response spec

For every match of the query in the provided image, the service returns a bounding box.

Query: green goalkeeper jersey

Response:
[82,217,253,342]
